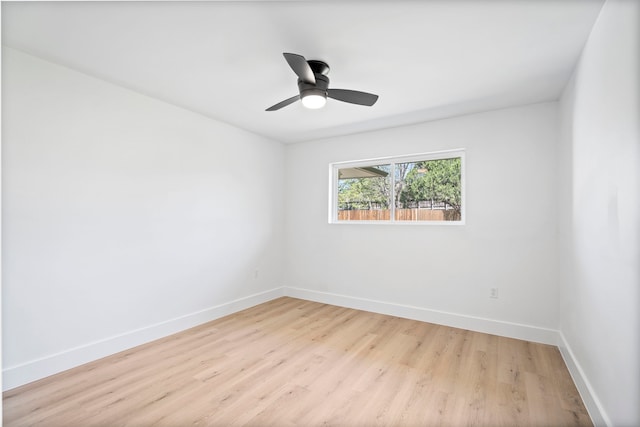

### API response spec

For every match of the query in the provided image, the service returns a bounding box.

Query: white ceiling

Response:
[2,1,604,144]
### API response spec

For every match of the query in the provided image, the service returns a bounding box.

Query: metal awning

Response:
[338,166,388,179]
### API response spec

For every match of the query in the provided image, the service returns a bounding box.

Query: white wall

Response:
[557,0,639,425]
[2,48,285,389]
[284,103,560,341]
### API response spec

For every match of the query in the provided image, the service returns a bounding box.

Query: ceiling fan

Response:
[266,52,379,111]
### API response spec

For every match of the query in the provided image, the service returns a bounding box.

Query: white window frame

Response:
[329,149,466,225]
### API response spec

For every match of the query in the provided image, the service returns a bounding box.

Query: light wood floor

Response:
[3,297,592,426]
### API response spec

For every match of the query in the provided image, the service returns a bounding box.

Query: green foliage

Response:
[337,158,461,213]
[338,165,390,210]
[401,158,461,212]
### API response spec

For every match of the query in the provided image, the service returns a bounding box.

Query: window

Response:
[329,150,465,224]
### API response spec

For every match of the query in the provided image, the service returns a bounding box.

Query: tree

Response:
[337,158,461,215]
[402,158,461,213]
[393,162,412,209]
[338,167,390,210]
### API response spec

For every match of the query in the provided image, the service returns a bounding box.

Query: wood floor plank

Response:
[3,297,592,426]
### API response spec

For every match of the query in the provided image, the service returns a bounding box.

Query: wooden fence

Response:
[338,209,460,221]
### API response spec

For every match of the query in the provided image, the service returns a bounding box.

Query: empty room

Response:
[1,0,638,426]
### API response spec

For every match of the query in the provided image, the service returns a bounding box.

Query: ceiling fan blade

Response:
[265,95,300,111]
[327,89,379,106]
[283,53,316,85]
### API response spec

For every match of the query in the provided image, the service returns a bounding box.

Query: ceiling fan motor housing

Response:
[298,73,329,98]
[307,60,330,76]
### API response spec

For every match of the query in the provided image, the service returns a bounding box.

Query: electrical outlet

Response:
[490,287,499,299]
[254,270,259,279]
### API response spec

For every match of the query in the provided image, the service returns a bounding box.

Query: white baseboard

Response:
[557,331,610,427]
[285,287,559,345]
[2,287,285,391]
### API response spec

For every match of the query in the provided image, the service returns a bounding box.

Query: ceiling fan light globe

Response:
[301,93,327,109]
